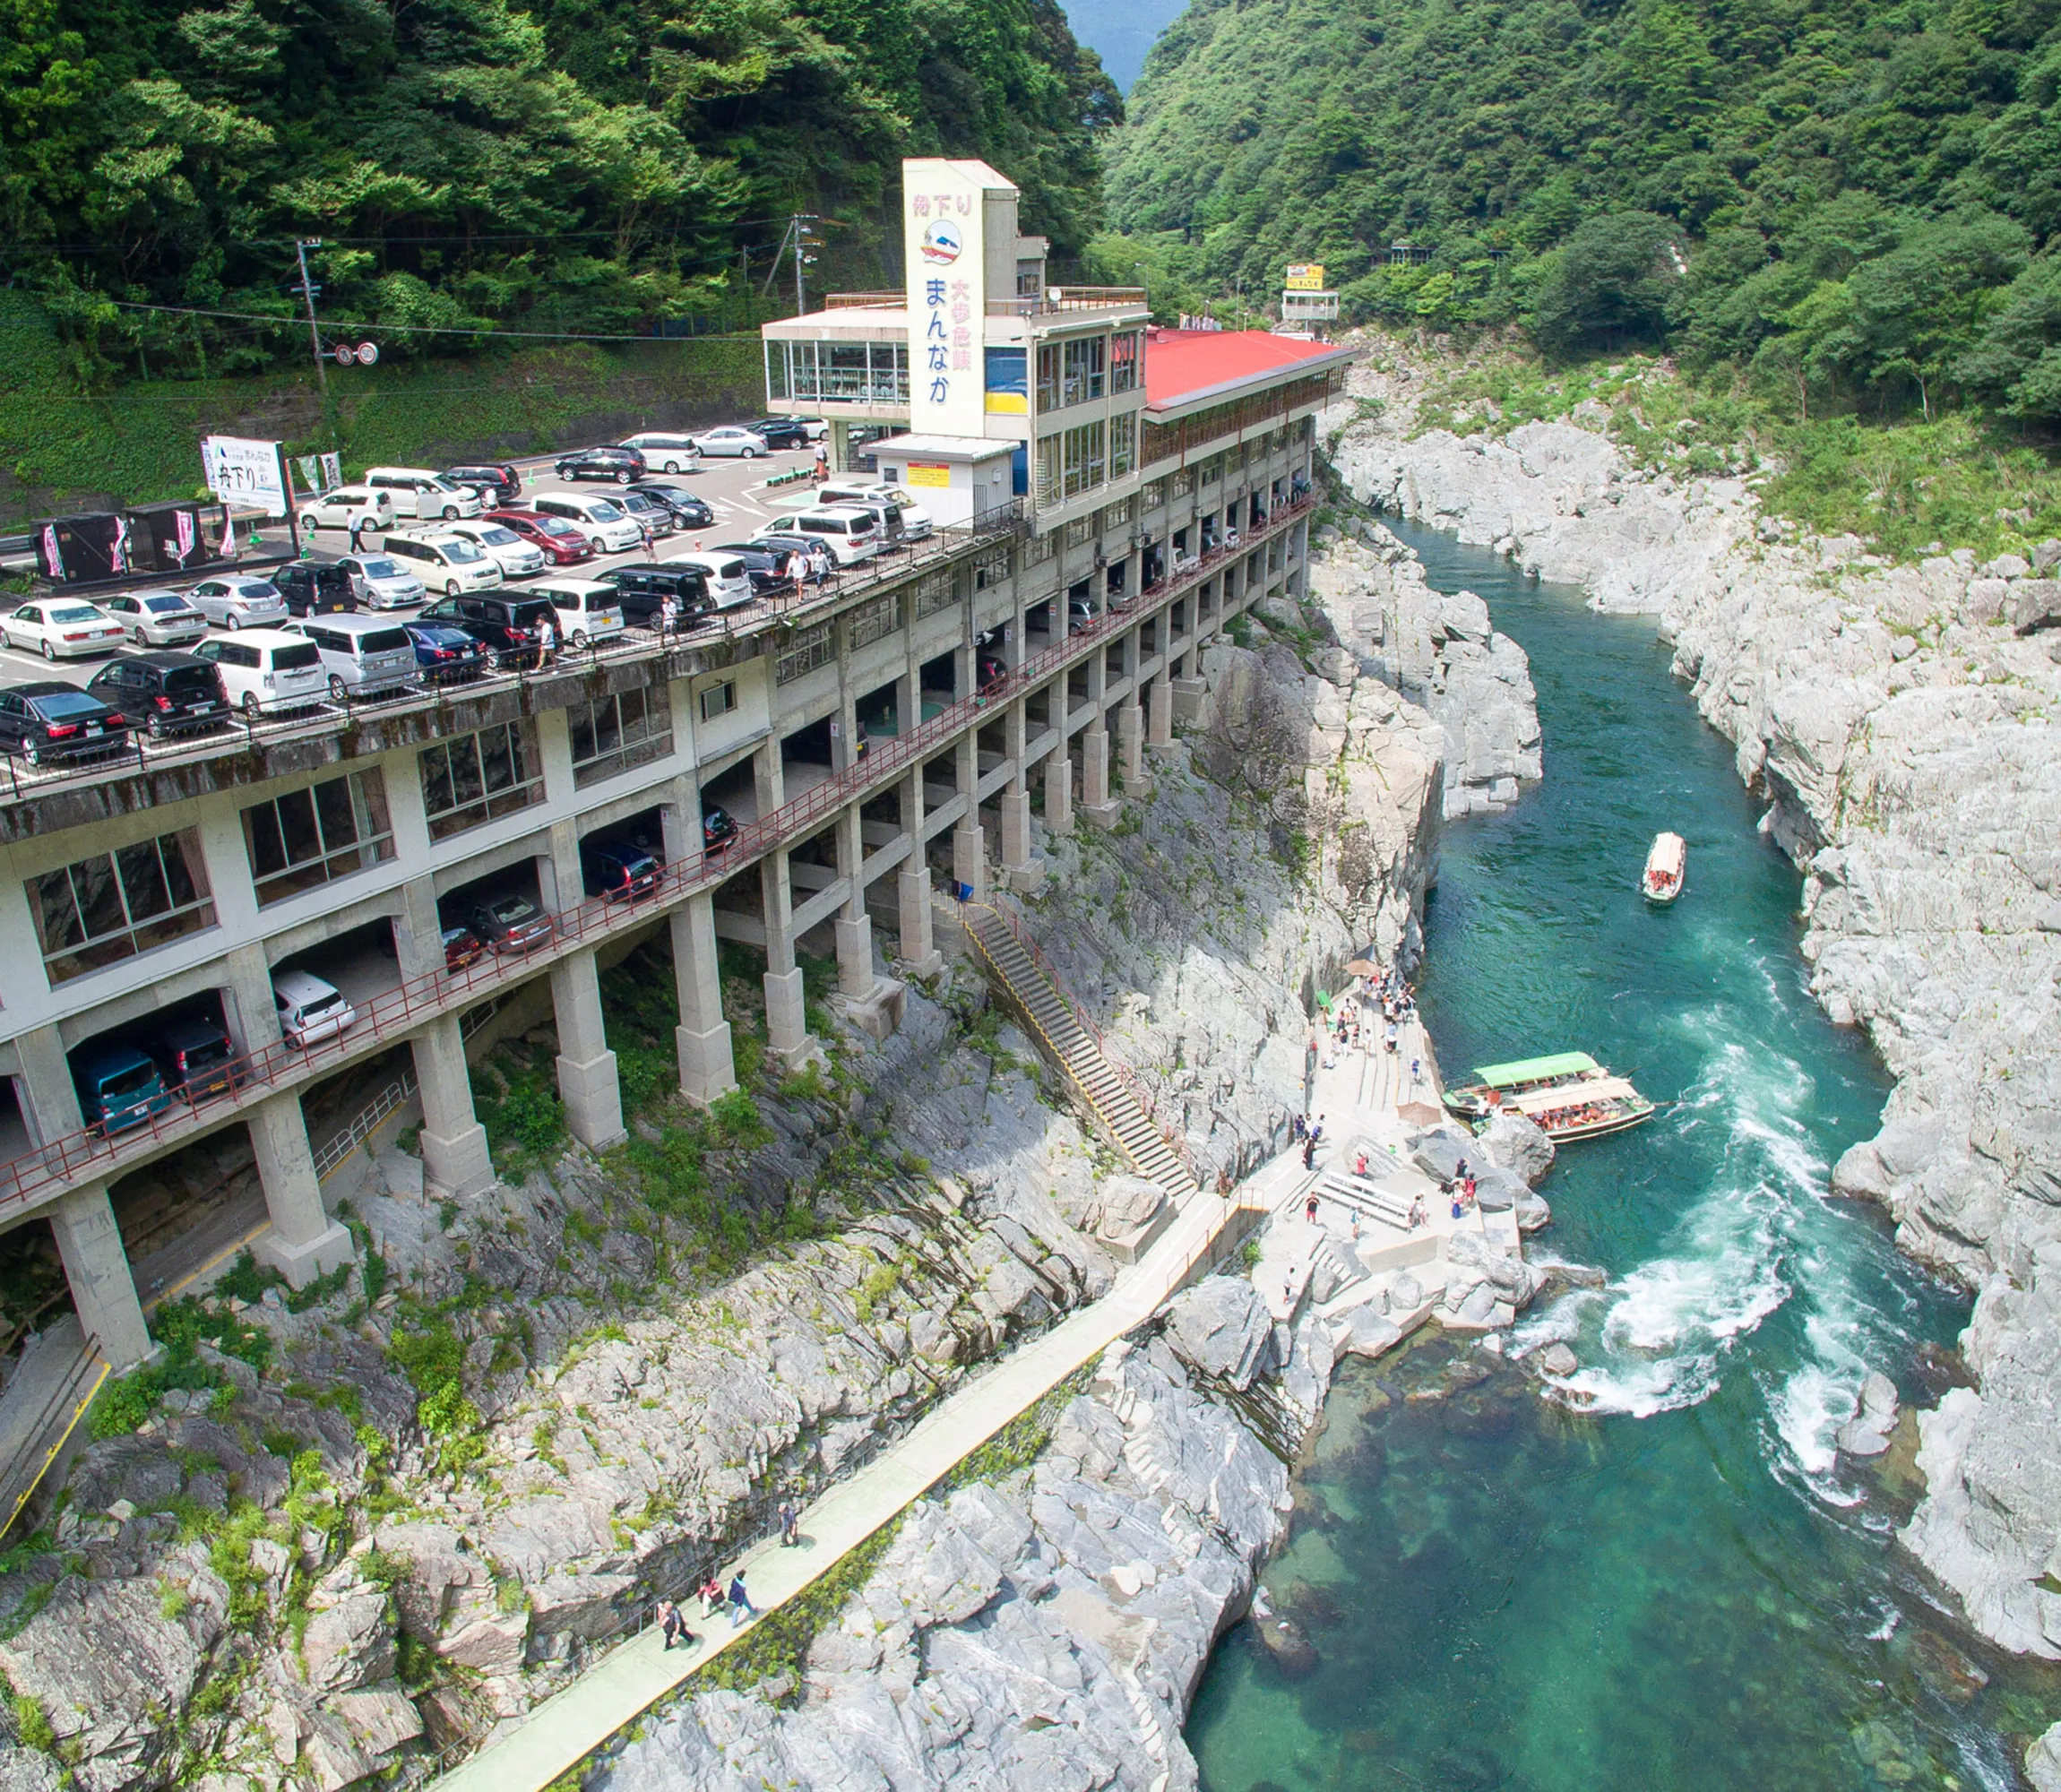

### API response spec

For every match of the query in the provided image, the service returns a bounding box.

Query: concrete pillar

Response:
[51,1185,151,1366]
[898,866,943,976]
[13,1024,84,1147]
[538,817,581,918]
[1148,676,1174,748]
[760,855,811,1063]
[670,893,736,1106]
[999,787,1033,871]
[393,875,445,983]
[1118,702,1146,787]
[1044,751,1074,836]
[410,1016,495,1199]
[1082,723,1116,825]
[248,1094,355,1287]
[223,943,285,1058]
[830,418,851,474]
[834,914,875,997]
[548,948,626,1150]
[660,772,699,866]
[953,823,987,903]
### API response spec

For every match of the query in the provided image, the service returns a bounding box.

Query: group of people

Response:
[651,1499,806,1652]
[1292,1109,1326,1171]
[1446,1158,1479,1220]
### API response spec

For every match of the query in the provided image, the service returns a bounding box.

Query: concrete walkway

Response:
[432,1174,1276,1792]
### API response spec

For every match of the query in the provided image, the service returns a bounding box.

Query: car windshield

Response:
[51,605,102,623]
[237,583,280,601]
[360,628,410,652]
[428,477,466,493]
[100,1062,159,1098]
[476,527,518,545]
[535,518,577,536]
[441,926,474,945]
[359,557,403,578]
[30,691,105,719]
[299,992,343,1017]
[273,642,322,671]
[143,595,192,613]
[488,897,538,925]
[586,503,624,522]
[442,539,485,563]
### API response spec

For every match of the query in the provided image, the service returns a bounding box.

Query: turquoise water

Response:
[1186,527,2060,1790]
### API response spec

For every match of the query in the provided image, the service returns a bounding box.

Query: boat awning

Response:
[1504,1076,1643,1116]
[1470,1051,1600,1088]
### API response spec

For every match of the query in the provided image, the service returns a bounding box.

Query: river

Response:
[1185,525,2057,1790]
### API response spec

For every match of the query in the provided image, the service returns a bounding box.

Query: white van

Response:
[194,628,329,716]
[288,615,421,702]
[766,507,881,567]
[530,493,645,555]
[533,577,625,645]
[617,432,701,474]
[820,482,934,541]
[382,531,504,596]
[660,551,754,609]
[362,468,484,521]
[443,520,547,579]
[298,486,396,532]
[273,969,358,1048]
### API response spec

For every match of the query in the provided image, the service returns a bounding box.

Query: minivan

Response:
[597,564,712,628]
[82,652,230,737]
[287,616,421,702]
[150,1015,242,1103]
[362,468,485,521]
[381,531,504,596]
[298,486,396,533]
[273,562,360,617]
[73,1042,171,1136]
[580,835,661,902]
[766,507,880,566]
[819,483,933,541]
[532,578,625,646]
[530,494,645,555]
[617,433,701,474]
[661,551,754,610]
[194,630,329,716]
[273,969,358,1048]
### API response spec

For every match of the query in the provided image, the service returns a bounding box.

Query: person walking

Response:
[347,503,374,555]
[809,538,832,587]
[728,1572,758,1628]
[1301,1133,1316,1172]
[657,1598,688,1650]
[779,1499,800,1548]
[660,592,678,641]
[1305,1192,1320,1225]
[534,612,556,669]
[813,440,829,483]
[698,1576,726,1622]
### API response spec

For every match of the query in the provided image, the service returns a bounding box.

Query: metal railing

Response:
[822,292,904,310]
[0,498,1310,1219]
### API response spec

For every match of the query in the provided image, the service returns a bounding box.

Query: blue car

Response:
[402,621,487,685]
[73,1041,171,1137]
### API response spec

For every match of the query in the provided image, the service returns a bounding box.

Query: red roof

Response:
[1143,328,1350,411]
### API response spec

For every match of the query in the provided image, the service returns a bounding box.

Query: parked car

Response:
[83,652,230,737]
[746,417,814,450]
[822,481,934,541]
[616,491,678,540]
[273,561,360,617]
[461,889,555,955]
[336,552,427,610]
[694,426,770,459]
[532,578,625,646]
[3,599,125,659]
[580,835,661,902]
[72,1041,170,1136]
[193,630,328,716]
[485,509,596,565]
[442,462,522,506]
[296,486,396,532]
[763,506,880,566]
[617,433,701,474]
[660,550,753,610]
[703,805,740,852]
[746,531,824,580]
[273,969,358,1048]
[287,616,421,702]
[440,925,486,973]
[149,1015,243,1103]
[0,682,129,766]
[401,620,487,684]
[363,467,484,521]
[97,588,210,649]
[415,593,560,667]
[443,520,547,579]
[381,530,504,597]
[554,445,646,485]
[594,564,711,628]
[186,576,289,631]
[714,541,799,596]
[529,493,645,555]
[627,483,715,528]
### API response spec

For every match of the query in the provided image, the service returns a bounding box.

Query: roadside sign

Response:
[201,436,290,515]
[333,344,355,367]
[357,342,379,366]
[1285,263,1326,291]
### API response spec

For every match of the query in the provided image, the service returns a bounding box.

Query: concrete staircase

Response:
[960,906,1194,1200]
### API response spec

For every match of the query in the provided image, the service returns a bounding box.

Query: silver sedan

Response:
[96,588,211,647]
[693,426,772,459]
[336,553,428,610]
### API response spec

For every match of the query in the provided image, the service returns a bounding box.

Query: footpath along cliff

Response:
[1331,335,2061,1701]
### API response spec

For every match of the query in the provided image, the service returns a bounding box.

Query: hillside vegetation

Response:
[1099,0,2061,436]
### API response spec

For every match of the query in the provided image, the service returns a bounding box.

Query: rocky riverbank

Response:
[1329,332,2061,1765]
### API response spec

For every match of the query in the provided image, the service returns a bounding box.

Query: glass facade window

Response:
[1065,513,1093,547]
[848,593,901,650]
[699,679,737,721]
[1035,434,1061,507]
[1036,343,1061,412]
[1061,421,1105,498]
[915,568,959,617]
[1110,331,1141,394]
[1142,477,1168,510]
[1110,412,1137,479]
[420,721,543,840]
[243,771,393,906]
[777,625,833,684]
[30,830,216,983]
[773,340,909,404]
[973,547,1011,590]
[570,687,672,788]
[1063,336,1106,406]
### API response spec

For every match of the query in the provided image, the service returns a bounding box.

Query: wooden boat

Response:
[1642,831,1686,904]
[1442,1050,1656,1142]
[1442,1050,1606,1121]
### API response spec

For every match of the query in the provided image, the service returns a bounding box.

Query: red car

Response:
[441,925,486,973]
[487,509,595,565]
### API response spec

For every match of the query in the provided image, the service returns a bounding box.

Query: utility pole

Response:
[762,215,820,315]
[295,238,326,392]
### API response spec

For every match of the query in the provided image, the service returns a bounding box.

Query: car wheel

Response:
[299,513,318,530]
[570,630,588,649]
[742,446,758,459]
[242,693,261,718]
[25,742,41,767]
[661,459,680,474]
[442,504,458,520]
[615,470,631,485]
[40,641,55,660]
[130,626,146,645]
[328,675,348,702]
[147,716,165,739]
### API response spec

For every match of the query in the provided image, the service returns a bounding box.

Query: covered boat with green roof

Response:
[1443,1050,1656,1140]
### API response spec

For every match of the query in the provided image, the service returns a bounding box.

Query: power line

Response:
[101,298,760,343]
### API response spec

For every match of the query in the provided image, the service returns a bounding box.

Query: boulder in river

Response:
[1836,1372,1900,1458]
[1478,1110,1557,1185]
[1252,1613,1319,1677]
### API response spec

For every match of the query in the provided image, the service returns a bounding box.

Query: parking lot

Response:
[0,437,837,691]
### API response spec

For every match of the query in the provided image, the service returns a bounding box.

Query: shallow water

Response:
[1185,526,2060,1790]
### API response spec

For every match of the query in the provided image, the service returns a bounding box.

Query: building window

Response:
[1173,467,1194,498]
[30,831,216,983]
[1142,477,1168,510]
[1062,421,1105,498]
[699,679,737,721]
[419,721,543,841]
[780,340,908,404]
[1200,453,1221,485]
[1062,336,1106,406]
[1065,513,1094,547]
[848,593,901,650]
[1103,496,1132,530]
[242,771,393,906]
[915,568,959,618]
[973,547,1011,591]
[1026,531,1057,564]
[1110,412,1137,479]
[1036,343,1061,412]
[1110,331,1141,395]
[776,625,833,684]
[570,686,672,788]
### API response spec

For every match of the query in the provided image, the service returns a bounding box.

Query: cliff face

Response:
[1330,336,2061,1673]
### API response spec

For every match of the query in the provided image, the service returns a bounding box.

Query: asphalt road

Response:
[0,440,829,690]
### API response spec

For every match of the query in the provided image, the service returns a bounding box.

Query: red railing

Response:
[0,499,1311,1219]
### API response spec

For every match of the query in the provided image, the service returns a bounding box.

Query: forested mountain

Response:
[0,0,1118,380]
[1100,0,2061,424]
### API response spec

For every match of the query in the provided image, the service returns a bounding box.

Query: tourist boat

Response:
[1441,1050,1657,1141]
[1642,831,1686,904]
[1442,1051,1608,1120]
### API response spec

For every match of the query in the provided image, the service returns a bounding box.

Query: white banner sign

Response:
[903,159,1005,439]
[202,435,289,515]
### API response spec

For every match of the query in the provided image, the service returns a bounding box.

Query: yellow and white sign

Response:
[905,462,952,488]
[903,159,999,438]
[1284,263,1327,292]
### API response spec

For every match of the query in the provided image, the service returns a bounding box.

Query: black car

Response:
[593,564,711,627]
[616,491,678,538]
[580,835,662,902]
[402,620,487,684]
[82,653,229,738]
[746,417,813,451]
[628,483,715,529]
[444,462,522,506]
[0,681,129,765]
[554,445,646,485]
[714,540,799,596]
[702,805,739,853]
[149,1015,243,1102]
[273,561,359,617]
[458,889,556,955]
[416,594,560,667]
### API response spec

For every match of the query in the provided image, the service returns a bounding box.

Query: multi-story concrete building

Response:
[0,159,1349,1400]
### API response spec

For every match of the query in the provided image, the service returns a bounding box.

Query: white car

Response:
[617,432,702,474]
[662,551,755,609]
[297,487,395,532]
[186,576,290,630]
[3,599,125,659]
[194,629,328,716]
[444,521,547,579]
[336,553,427,610]
[273,969,358,1048]
[96,588,210,648]
[694,426,771,460]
